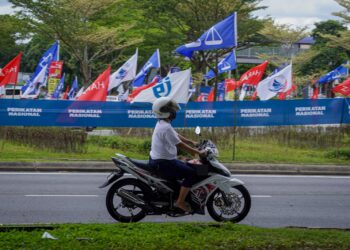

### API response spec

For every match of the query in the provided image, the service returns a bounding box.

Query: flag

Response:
[257,64,292,101]
[239,61,268,86]
[205,50,237,79]
[196,86,212,102]
[0,52,22,87]
[68,76,79,100]
[128,76,160,102]
[176,13,237,58]
[62,86,70,100]
[51,73,65,99]
[22,65,48,97]
[77,66,111,101]
[311,86,319,99]
[21,41,59,94]
[75,86,85,98]
[278,84,296,100]
[133,49,160,87]
[132,69,191,104]
[225,79,239,101]
[206,82,226,102]
[108,49,138,91]
[332,78,350,96]
[318,64,348,84]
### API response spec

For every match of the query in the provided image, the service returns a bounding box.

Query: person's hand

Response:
[198,149,207,158]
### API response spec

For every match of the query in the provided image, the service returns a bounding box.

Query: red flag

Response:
[127,76,159,102]
[207,88,215,102]
[239,61,269,86]
[225,78,238,92]
[278,84,296,100]
[311,87,319,99]
[0,52,22,87]
[62,86,70,100]
[77,66,111,101]
[332,78,350,96]
[251,90,257,100]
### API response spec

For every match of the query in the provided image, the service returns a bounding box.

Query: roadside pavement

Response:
[0,161,349,175]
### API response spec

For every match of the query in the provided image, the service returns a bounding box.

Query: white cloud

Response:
[254,0,345,28]
[0,0,13,15]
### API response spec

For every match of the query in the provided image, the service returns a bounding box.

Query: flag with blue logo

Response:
[68,76,79,100]
[21,41,59,95]
[51,73,65,99]
[318,64,349,84]
[205,50,237,79]
[196,86,212,102]
[132,69,191,104]
[257,64,292,101]
[176,13,237,58]
[133,49,161,87]
[108,49,138,91]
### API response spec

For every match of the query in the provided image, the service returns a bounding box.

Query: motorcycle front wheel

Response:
[207,185,251,223]
[106,178,150,223]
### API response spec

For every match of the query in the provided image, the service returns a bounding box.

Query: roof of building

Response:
[296,36,315,45]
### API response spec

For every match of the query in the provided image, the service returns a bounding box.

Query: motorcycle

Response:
[100,128,251,223]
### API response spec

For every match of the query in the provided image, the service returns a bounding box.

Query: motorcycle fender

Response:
[216,177,244,194]
[99,171,123,188]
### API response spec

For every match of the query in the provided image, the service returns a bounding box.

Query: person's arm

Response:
[178,134,197,147]
[177,141,206,157]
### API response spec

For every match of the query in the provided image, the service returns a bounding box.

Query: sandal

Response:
[174,202,193,213]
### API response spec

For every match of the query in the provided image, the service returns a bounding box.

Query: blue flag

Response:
[22,41,59,95]
[68,76,79,100]
[318,64,348,84]
[51,73,65,99]
[205,50,237,79]
[133,49,160,87]
[176,13,237,58]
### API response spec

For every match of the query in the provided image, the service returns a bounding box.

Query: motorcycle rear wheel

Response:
[207,185,251,223]
[106,178,150,223]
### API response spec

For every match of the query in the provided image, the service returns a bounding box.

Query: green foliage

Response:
[87,136,151,155]
[1,223,350,249]
[0,127,87,153]
[326,149,350,160]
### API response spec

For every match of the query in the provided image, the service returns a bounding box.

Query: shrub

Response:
[0,127,87,153]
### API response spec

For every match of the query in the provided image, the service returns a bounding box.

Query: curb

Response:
[0,161,349,175]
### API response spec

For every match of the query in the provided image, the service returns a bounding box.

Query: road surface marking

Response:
[25,195,99,197]
[251,195,272,198]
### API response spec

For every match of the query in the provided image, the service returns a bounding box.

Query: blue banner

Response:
[0,98,349,128]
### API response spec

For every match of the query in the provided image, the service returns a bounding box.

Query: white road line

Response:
[0,172,108,175]
[251,195,272,198]
[235,175,350,179]
[25,195,99,197]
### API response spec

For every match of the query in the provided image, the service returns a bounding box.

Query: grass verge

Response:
[0,137,349,165]
[1,223,349,250]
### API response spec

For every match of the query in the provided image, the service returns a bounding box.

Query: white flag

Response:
[257,64,292,101]
[132,69,191,104]
[108,49,138,91]
[22,65,48,97]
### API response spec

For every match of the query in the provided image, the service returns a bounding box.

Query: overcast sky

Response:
[0,0,345,28]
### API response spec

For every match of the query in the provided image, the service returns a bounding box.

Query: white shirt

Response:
[150,120,181,160]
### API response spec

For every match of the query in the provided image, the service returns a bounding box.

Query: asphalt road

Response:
[0,172,349,228]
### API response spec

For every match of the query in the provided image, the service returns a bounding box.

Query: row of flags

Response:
[1,11,350,104]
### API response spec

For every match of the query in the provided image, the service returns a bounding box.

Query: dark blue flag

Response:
[205,50,237,79]
[51,73,65,99]
[318,64,348,84]
[176,13,237,58]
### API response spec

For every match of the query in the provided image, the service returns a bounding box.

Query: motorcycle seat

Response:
[129,159,155,173]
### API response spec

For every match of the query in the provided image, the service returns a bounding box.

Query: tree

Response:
[0,15,25,66]
[10,0,143,84]
[295,20,348,76]
[133,0,268,72]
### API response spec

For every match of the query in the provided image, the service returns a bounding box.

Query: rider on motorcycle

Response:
[149,97,206,213]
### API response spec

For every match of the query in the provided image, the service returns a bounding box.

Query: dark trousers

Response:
[149,158,197,188]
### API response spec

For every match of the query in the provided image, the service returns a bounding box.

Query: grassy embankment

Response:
[0,136,349,164]
[1,223,350,250]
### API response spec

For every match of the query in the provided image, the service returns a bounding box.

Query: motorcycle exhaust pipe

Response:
[117,188,146,208]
